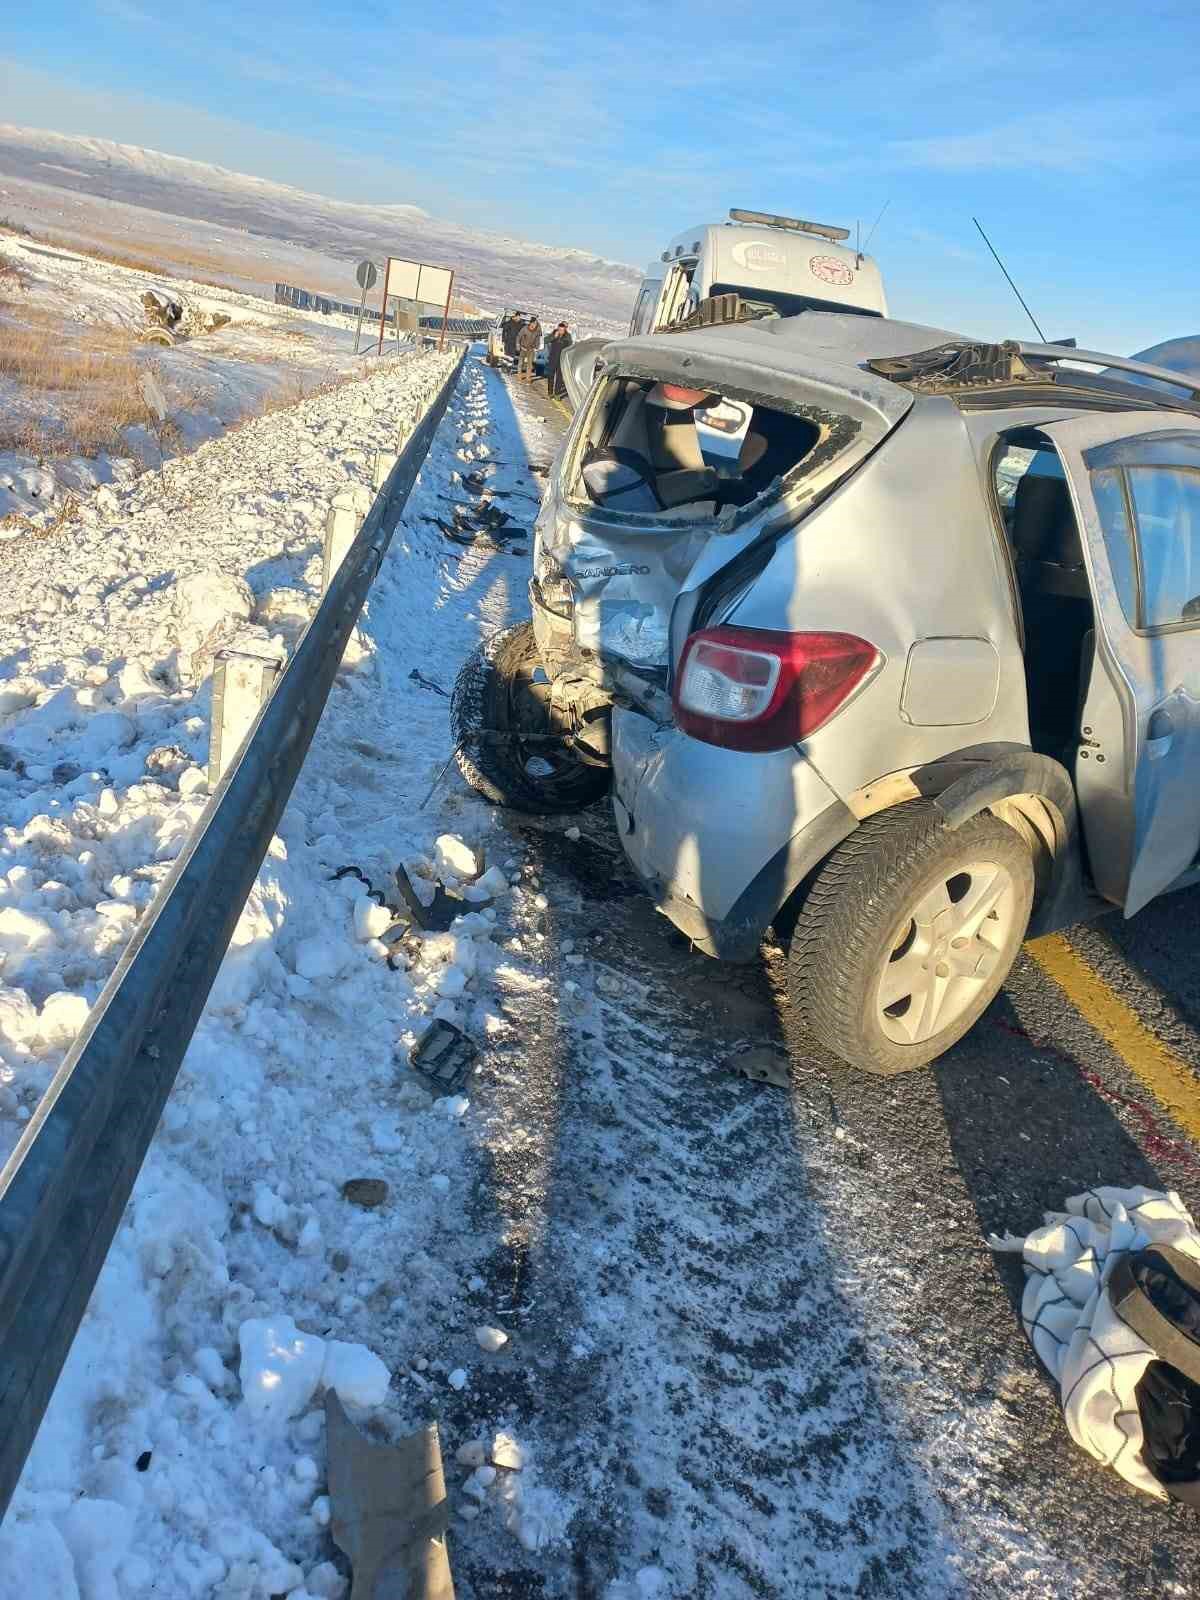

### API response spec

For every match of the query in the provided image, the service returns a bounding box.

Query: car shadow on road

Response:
[932,980,1165,1323]
[772,954,1200,1593]
[447,809,967,1600]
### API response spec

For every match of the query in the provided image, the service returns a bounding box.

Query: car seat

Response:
[647,407,719,509]
[580,388,661,511]
[1012,475,1089,597]
[581,387,718,512]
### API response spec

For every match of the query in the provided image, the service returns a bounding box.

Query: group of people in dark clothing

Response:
[499,311,573,399]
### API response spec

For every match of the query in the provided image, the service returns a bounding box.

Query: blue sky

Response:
[2,0,1199,351]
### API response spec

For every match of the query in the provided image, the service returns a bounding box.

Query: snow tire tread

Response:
[789,799,1033,1076]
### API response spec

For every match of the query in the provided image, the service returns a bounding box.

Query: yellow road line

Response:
[1027,932,1200,1142]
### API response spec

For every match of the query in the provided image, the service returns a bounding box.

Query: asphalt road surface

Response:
[441,368,1200,1599]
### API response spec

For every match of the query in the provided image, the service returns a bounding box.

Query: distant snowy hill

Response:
[0,123,641,325]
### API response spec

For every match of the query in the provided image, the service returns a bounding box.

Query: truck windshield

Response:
[709,282,882,320]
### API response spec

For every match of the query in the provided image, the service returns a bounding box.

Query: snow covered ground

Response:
[0,344,518,1595]
[1,224,429,526]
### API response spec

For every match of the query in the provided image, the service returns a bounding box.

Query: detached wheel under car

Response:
[451,622,610,814]
[790,800,1034,1075]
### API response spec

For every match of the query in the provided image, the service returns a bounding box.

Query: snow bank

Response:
[2,354,578,1593]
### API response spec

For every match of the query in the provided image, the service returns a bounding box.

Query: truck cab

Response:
[629,208,888,336]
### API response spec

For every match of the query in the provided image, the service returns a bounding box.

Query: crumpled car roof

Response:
[598,312,975,428]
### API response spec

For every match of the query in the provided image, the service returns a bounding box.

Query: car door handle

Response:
[1147,707,1175,758]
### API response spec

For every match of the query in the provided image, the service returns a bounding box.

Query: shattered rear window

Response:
[570,376,824,521]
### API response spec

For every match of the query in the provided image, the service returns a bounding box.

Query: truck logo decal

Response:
[578,564,651,578]
[731,239,786,272]
[810,254,855,287]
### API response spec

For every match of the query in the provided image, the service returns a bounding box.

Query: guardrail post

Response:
[208,650,283,786]
[372,450,398,491]
[323,487,372,592]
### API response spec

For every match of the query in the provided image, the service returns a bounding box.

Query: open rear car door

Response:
[560,337,611,411]
[1041,412,1200,915]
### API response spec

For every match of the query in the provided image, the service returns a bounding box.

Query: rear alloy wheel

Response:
[789,800,1034,1075]
[451,621,610,814]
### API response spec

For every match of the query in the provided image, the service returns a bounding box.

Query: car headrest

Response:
[650,409,706,474]
[1013,474,1080,566]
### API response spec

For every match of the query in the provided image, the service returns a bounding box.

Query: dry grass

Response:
[0,264,427,462]
[0,491,81,539]
[50,237,227,286]
[0,259,30,300]
[0,317,156,456]
[0,216,236,291]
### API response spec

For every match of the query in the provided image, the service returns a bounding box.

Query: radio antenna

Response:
[972,216,1046,342]
[862,198,890,253]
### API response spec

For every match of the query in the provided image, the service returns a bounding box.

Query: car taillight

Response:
[673,626,878,752]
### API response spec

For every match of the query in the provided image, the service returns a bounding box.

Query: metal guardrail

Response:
[273,282,492,338]
[0,346,468,1519]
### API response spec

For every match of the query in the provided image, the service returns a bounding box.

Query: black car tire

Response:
[451,622,610,814]
[789,800,1034,1075]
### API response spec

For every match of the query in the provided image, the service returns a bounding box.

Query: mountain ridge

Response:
[0,122,641,321]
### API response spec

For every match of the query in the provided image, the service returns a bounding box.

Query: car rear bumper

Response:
[610,708,857,960]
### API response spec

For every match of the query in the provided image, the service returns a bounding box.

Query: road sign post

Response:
[439,270,454,353]
[353,260,378,355]
[377,257,456,357]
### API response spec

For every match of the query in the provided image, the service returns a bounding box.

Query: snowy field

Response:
[0,224,427,526]
[0,123,639,330]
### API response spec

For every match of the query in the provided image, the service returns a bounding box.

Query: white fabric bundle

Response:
[991,1185,1200,1499]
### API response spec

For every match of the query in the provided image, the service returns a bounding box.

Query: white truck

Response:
[630,208,887,334]
[561,209,888,408]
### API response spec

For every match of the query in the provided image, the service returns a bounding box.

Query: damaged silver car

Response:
[454,309,1200,1075]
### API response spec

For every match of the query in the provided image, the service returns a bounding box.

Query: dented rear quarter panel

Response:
[725,392,1031,802]
[611,708,847,928]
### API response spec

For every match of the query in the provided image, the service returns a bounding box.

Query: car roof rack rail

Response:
[1017,342,1200,402]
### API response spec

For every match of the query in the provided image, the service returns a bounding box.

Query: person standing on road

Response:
[503,312,524,364]
[545,321,573,399]
[517,316,542,382]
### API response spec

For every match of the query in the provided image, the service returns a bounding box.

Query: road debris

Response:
[410,1019,479,1092]
[727,1041,793,1088]
[342,1177,389,1209]
[141,288,231,344]
[394,862,486,932]
[325,1390,455,1599]
[991,1186,1200,1502]
[410,668,450,696]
